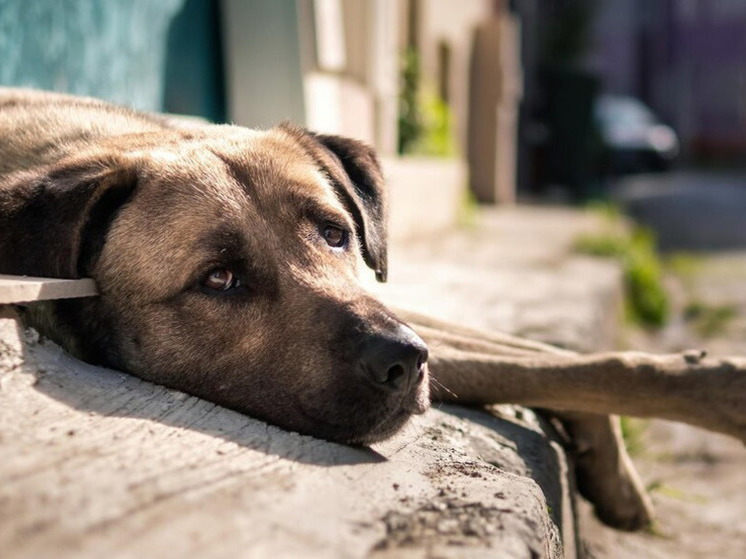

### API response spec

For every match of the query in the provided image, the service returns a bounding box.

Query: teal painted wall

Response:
[164,0,226,122]
[0,0,185,112]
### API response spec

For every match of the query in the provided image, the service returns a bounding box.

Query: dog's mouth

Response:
[296,372,431,445]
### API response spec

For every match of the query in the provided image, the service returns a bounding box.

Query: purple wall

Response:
[590,0,746,162]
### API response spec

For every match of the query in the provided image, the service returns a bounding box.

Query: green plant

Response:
[456,187,479,228]
[683,300,737,338]
[619,416,648,457]
[666,252,703,280]
[583,200,623,222]
[407,88,456,157]
[625,229,669,327]
[398,47,423,155]
[573,232,627,258]
[397,49,456,157]
[574,227,670,327]
[646,481,707,504]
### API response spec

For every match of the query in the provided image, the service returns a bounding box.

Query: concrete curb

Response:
[1,312,568,558]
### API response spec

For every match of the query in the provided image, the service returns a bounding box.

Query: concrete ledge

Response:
[383,157,467,242]
[0,312,570,559]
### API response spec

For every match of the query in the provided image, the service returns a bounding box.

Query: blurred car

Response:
[595,94,679,174]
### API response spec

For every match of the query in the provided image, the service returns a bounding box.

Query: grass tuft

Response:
[619,416,649,457]
[683,301,737,338]
[574,226,669,327]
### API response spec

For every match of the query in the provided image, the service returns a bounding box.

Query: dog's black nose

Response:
[362,325,428,391]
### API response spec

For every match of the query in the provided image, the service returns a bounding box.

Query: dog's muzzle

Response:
[358,324,428,393]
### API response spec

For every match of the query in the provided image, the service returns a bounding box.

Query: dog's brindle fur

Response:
[0,88,429,445]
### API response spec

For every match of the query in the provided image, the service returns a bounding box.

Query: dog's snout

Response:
[362,325,428,391]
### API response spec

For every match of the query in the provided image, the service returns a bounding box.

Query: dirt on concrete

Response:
[374,498,510,553]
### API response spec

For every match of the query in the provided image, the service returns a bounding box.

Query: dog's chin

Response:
[347,408,417,445]
[320,405,420,446]
[297,380,431,446]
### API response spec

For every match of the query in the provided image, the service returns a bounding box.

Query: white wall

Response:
[418,0,493,152]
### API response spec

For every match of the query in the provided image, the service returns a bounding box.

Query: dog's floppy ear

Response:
[314,132,389,282]
[0,156,138,279]
[283,125,389,282]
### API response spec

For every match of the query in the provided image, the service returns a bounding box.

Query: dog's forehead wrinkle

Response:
[205,145,351,244]
[242,133,335,192]
[136,150,248,218]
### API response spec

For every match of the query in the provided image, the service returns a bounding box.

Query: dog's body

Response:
[3,89,745,532]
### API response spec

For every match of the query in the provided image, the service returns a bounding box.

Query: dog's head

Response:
[0,124,430,444]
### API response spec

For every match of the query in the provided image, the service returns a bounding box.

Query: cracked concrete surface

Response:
[0,315,567,558]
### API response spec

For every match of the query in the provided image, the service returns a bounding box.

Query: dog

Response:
[0,87,432,446]
[2,89,745,531]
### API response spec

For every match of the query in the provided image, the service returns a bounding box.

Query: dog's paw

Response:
[556,412,655,531]
[577,460,654,531]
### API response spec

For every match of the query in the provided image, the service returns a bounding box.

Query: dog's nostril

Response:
[382,363,406,388]
[416,349,428,369]
[361,326,428,392]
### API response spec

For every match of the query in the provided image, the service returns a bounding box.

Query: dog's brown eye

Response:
[323,225,347,248]
[203,268,241,291]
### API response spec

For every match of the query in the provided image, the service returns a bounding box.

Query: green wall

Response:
[0,0,185,112]
[164,0,226,122]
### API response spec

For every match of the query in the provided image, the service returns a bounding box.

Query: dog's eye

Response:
[323,225,348,248]
[202,268,241,291]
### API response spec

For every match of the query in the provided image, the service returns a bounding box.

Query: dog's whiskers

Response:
[429,375,458,399]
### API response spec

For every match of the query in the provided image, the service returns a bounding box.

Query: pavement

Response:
[0,206,625,559]
[612,171,746,252]
[578,250,746,559]
[580,170,746,559]
[372,206,623,353]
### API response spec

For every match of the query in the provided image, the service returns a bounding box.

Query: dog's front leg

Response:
[399,311,654,529]
[398,307,746,441]
[548,410,654,530]
[423,346,746,444]
[399,310,746,531]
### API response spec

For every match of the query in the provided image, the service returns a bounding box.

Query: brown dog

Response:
[0,88,429,445]
[3,89,745,532]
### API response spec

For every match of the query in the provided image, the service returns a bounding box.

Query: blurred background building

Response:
[588,0,746,166]
[0,0,744,237]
